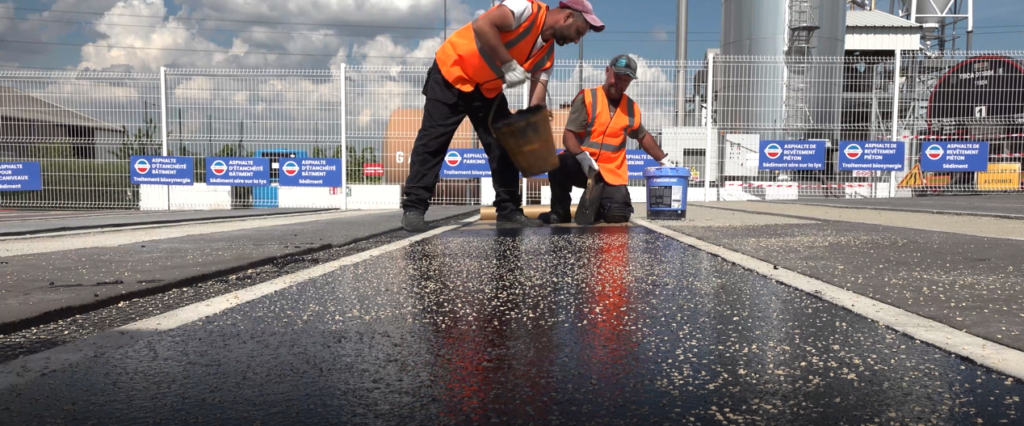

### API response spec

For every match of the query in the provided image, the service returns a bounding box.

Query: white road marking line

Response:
[0,210,375,242]
[0,224,459,391]
[0,211,384,257]
[462,215,481,223]
[635,218,1024,381]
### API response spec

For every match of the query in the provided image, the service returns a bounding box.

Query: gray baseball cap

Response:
[610,54,637,79]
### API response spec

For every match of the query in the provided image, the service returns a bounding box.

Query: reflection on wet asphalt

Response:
[1,226,1022,425]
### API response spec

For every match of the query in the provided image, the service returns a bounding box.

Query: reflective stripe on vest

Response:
[580,87,642,186]
[435,0,554,98]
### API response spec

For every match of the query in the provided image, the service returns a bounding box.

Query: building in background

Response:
[0,86,126,160]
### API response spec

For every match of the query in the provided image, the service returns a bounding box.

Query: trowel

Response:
[574,170,604,226]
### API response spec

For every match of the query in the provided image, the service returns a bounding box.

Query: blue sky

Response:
[0,0,1022,71]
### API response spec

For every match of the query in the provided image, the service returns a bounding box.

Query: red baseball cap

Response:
[558,0,605,33]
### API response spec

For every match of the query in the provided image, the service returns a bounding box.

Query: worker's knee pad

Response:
[602,203,632,224]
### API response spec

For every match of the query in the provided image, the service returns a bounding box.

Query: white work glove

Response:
[658,154,677,167]
[576,152,599,178]
[501,61,528,88]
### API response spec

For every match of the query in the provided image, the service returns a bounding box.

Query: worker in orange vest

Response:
[401,0,605,232]
[540,55,674,224]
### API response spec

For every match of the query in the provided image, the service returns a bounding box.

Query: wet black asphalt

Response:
[781,194,1024,219]
[2,225,1022,425]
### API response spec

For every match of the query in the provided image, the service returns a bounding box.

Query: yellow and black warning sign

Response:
[898,163,924,187]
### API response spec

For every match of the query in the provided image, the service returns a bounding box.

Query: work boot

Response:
[402,210,428,233]
[496,210,544,227]
[538,210,570,224]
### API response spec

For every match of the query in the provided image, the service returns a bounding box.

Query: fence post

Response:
[159,66,169,210]
[160,67,168,157]
[340,63,348,211]
[522,81,530,205]
[890,52,901,199]
[703,53,715,202]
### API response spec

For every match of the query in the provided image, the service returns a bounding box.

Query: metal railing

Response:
[2,53,1022,210]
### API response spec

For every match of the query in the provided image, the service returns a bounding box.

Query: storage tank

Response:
[900,0,954,42]
[719,0,847,141]
[927,55,1024,137]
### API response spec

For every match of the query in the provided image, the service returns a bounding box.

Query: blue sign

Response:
[919,141,989,172]
[626,150,660,179]
[838,141,906,171]
[759,140,826,170]
[278,158,343,187]
[205,157,270,186]
[0,162,42,191]
[439,149,661,180]
[440,149,491,178]
[129,156,194,185]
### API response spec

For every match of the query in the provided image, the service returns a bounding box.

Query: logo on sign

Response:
[282,161,299,177]
[134,159,150,174]
[445,151,462,167]
[925,144,944,160]
[844,144,862,160]
[764,143,783,159]
[211,160,228,175]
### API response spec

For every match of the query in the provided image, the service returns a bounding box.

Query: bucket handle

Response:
[487,77,554,135]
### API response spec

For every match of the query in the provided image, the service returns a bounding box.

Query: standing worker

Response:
[540,55,675,225]
[401,0,605,232]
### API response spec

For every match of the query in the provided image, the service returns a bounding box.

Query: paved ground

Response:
[0,207,474,332]
[688,201,1024,241]
[1,224,1022,425]
[780,194,1024,218]
[659,204,1024,353]
[0,208,329,236]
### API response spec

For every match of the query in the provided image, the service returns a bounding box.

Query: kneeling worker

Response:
[541,54,673,224]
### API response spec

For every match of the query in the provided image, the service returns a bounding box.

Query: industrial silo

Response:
[719,0,847,141]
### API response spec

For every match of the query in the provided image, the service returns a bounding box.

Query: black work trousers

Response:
[402,61,521,216]
[548,152,633,223]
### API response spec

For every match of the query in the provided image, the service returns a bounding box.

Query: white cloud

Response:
[77,0,249,71]
[68,0,481,72]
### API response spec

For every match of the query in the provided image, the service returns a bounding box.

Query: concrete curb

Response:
[634,217,1024,382]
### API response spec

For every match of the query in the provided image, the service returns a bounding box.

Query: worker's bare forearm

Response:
[639,133,667,161]
[563,130,584,156]
[529,78,547,107]
[471,8,515,66]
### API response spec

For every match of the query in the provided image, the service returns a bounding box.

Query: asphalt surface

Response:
[666,213,1024,353]
[780,194,1024,218]
[0,207,474,332]
[1,225,1022,425]
[0,208,328,236]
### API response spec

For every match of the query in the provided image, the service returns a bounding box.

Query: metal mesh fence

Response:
[0,70,160,209]
[898,51,1024,195]
[1,53,1021,211]
[163,68,344,210]
[711,55,898,200]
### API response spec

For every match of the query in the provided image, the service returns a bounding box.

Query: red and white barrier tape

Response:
[725,183,875,189]
[902,133,1024,140]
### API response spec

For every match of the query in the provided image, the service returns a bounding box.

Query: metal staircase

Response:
[784,0,820,138]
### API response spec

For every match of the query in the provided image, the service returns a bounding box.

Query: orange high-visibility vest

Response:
[435,0,555,98]
[579,87,642,186]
